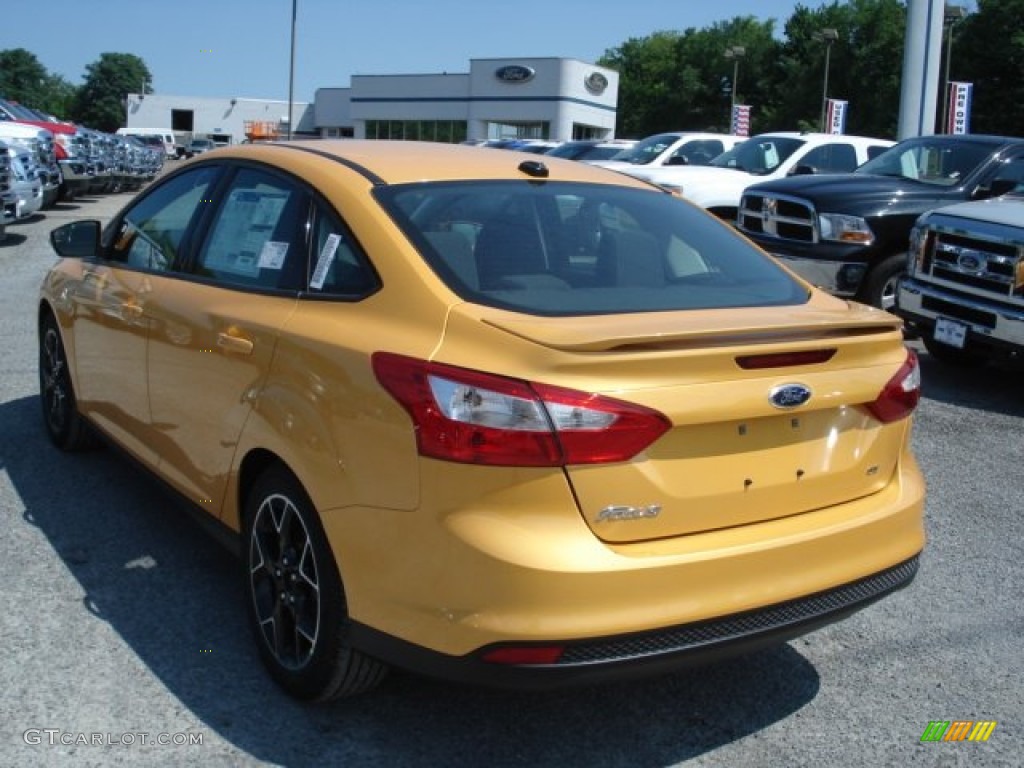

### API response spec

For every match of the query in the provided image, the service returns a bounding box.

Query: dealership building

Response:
[126,57,619,146]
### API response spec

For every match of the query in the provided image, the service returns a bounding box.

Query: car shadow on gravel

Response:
[1,393,821,767]
[913,341,1024,419]
[0,232,28,247]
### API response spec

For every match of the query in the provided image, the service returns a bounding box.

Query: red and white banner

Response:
[825,99,848,134]
[947,82,973,134]
[731,104,751,137]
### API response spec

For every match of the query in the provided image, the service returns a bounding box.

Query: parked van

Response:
[116,127,177,159]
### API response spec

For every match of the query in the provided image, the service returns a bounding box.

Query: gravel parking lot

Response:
[1,183,1021,767]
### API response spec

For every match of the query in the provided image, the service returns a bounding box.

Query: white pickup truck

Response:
[620,131,894,221]
[896,191,1024,366]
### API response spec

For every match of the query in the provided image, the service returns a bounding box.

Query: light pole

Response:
[287,0,297,140]
[724,45,746,129]
[942,5,968,133]
[815,28,839,132]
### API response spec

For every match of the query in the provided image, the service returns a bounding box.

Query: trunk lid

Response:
[444,295,910,543]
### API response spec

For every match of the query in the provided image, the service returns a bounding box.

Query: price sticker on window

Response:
[310,233,342,290]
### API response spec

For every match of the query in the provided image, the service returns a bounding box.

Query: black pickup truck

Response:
[736,134,1024,309]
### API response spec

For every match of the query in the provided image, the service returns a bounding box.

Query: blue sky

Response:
[4,0,820,102]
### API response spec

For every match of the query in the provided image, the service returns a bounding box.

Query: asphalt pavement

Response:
[0,177,1020,767]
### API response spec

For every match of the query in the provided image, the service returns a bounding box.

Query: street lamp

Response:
[942,5,968,133]
[287,0,297,140]
[815,28,839,132]
[724,45,746,123]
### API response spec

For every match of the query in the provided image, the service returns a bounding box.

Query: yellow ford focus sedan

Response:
[39,141,924,701]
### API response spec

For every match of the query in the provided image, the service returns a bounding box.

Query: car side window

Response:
[990,154,1024,186]
[801,144,858,173]
[306,203,379,297]
[195,168,309,291]
[670,140,723,165]
[106,166,219,271]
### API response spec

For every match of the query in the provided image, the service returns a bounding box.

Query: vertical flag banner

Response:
[826,99,848,134]
[947,82,973,134]
[732,105,751,137]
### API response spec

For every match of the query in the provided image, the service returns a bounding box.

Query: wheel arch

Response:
[236,448,289,528]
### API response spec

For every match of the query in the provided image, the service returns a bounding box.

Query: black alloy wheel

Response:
[244,465,387,700]
[39,314,93,451]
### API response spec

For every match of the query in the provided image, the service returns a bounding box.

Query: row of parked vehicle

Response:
[0,96,165,243]
[494,129,1024,366]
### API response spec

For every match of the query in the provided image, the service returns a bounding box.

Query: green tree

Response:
[599,32,682,137]
[37,74,78,119]
[771,0,904,138]
[953,0,1024,135]
[599,1,906,140]
[72,52,152,132]
[0,48,50,106]
[600,18,782,137]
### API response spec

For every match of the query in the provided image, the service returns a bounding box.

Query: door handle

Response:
[120,301,144,319]
[217,332,254,356]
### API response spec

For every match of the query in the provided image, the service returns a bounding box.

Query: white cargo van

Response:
[116,127,177,159]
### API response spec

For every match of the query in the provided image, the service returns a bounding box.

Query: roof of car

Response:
[204,140,662,188]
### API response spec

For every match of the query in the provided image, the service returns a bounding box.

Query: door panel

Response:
[146,281,297,509]
[70,263,156,466]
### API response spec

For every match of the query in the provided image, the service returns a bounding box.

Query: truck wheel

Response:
[859,254,905,311]
[922,336,986,367]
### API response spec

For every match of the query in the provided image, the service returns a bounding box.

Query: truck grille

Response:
[0,151,10,194]
[738,192,817,243]
[923,229,1023,298]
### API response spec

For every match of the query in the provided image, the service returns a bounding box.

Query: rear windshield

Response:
[375,181,808,316]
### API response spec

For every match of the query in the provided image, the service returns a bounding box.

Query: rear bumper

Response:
[325,453,925,684]
[351,555,919,689]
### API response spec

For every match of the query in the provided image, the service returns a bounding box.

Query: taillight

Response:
[867,349,920,423]
[371,352,670,467]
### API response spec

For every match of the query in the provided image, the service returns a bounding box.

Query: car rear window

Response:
[376,181,808,316]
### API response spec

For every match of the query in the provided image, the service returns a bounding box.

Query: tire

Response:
[243,464,387,701]
[39,313,94,451]
[859,254,905,311]
[922,335,987,367]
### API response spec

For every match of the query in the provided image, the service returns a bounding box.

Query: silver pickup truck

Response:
[0,122,59,207]
[896,190,1024,366]
[0,140,14,242]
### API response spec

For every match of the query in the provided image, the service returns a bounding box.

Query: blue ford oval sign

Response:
[495,65,536,83]
[769,383,812,409]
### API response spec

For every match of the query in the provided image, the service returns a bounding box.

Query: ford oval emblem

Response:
[495,65,535,83]
[957,252,983,272]
[585,71,608,94]
[769,383,812,409]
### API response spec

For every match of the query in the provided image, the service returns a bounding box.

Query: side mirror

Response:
[974,178,1018,199]
[789,164,818,176]
[665,155,690,166]
[50,220,101,259]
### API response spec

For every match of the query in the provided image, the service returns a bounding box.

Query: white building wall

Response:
[315,88,351,130]
[125,93,315,144]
